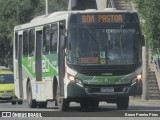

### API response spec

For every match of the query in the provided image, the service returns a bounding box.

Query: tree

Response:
[133,0,160,52]
[0,0,41,69]
[0,0,66,69]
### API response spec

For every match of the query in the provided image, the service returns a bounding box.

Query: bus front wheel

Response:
[59,98,70,111]
[27,81,37,108]
[54,83,70,111]
[80,100,99,111]
[117,96,129,110]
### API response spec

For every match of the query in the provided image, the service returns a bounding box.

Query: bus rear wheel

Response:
[27,81,37,108]
[38,102,47,108]
[117,96,129,110]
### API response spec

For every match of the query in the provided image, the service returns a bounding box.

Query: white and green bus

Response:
[14,9,144,111]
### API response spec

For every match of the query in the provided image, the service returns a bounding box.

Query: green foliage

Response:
[34,0,67,16]
[133,0,160,52]
[0,0,66,69]
[0,0,40,69]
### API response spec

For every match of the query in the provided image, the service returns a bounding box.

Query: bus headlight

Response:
[67,74,83,87]
[136,74,142,80]
[131,74,142,86]
[67,74,76,82]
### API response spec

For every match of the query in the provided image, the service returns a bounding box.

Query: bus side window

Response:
[50,24,58,53]
[29,29,35,56]
[43,25,50,54]
[23,31,29,57]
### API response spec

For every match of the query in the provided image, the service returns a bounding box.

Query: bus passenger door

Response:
[17,31,23,98]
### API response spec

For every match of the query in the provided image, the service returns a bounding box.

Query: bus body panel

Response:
[15,53,58,101]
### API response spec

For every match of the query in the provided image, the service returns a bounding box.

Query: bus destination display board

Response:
[82,15,123,23]
[70,13,137,24]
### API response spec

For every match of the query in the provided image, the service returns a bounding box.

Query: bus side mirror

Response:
[142,35,145,46]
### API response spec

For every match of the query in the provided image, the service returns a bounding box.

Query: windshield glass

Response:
[67,28,141,65]
[0,74,14,84]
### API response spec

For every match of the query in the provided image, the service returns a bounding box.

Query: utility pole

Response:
[68,0,97,10]
[96,0,107,10]
[45,0,49,15]
[142,46,148,100]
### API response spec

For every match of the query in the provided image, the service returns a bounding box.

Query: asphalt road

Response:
[0,100,160,119]
[0,100,160,111]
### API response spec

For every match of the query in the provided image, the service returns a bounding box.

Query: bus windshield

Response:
[67,28,141,65]
[0,74,14,84]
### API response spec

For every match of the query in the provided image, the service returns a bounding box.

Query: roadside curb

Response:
[130,96,160,105]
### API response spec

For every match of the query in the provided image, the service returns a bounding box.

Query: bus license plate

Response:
[101,87,114,93]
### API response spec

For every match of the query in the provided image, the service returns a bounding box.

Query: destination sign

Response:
[70,13,138,24]
[82,15,123,23]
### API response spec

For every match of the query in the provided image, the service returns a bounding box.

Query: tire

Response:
[59,98,70,111]
[80,100,99,111]
[80,101,89,111]
[27,81,37,108]
[54,84,69,111]
[117,96,129,110]
[11,102,16,105]
[17,100,23,105]
[38,102,47,108]
[90,100,99,110]
[80,102,88,108]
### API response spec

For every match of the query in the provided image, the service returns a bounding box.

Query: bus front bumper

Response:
[67,81,142,100]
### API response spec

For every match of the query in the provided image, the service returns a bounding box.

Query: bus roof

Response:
[32,9,132,22]
[14,9,135,31]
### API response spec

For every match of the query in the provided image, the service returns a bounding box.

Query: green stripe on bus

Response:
[76,73,124,85]
[22,54,58,77]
